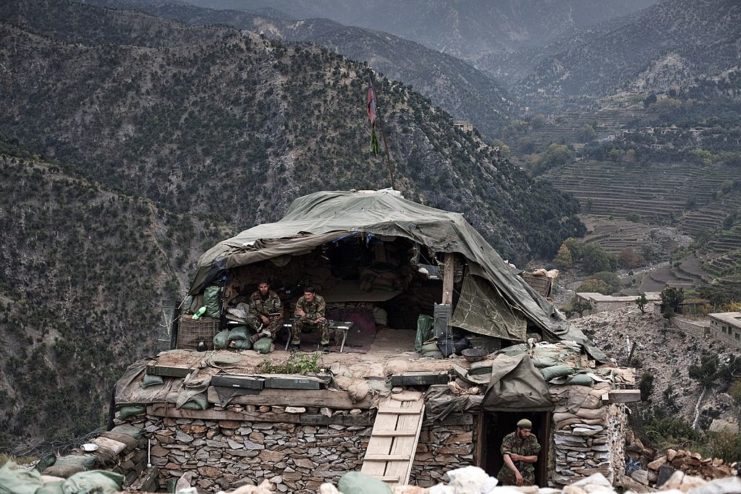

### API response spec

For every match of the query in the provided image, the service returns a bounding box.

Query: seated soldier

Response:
[291,286,330,352]
[248,281,284,344]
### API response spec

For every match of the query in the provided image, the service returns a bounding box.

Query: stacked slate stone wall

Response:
[550,382,627,486]
[410,414,477,487]
[122,408,476,493]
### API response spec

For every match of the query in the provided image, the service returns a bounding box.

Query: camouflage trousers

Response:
[291,319,330,345]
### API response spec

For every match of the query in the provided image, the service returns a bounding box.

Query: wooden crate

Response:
[176,316,220,350]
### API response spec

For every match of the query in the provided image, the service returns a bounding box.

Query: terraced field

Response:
[544,161,738,223]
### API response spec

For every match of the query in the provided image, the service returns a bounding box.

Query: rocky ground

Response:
[567,307,737,427]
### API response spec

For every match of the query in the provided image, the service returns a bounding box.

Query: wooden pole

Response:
[442,253,455,305]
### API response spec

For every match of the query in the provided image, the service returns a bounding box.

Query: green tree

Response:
[578,278,611,294]
[553,244,573,270]
[635,293,649,314]
[581,244,617,274]
[660,287,684,318]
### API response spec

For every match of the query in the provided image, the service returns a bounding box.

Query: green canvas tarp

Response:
[482,354,553,411]
[189,190,559,335]
[450,272,527,341]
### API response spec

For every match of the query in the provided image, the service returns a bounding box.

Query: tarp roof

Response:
[190,190,563,334]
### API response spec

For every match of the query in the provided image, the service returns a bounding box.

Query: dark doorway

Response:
[477,411,551,487]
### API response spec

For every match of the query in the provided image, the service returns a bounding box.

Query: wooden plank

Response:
[147,403,301,423]
[384,398,424,486]
[608,389,642,403]
[442,253,455,305]
[361,405,397,479]
[377,408,425,414]
[373,430,417,437]
[364,454,411,461]
[207,386,372,409]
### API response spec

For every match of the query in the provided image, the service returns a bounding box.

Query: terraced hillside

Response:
[544,161,738,223]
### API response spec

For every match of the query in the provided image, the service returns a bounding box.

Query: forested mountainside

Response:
[0,142,229,450]
[184,0,655,74]
[516,0,741,101]
[0,0,583,264]
[89,0,516,138]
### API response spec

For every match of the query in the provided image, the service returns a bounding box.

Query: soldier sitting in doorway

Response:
[498,418,541,486]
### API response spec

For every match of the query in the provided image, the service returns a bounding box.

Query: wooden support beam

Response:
[206,386,372,409]
[442,253,455,305]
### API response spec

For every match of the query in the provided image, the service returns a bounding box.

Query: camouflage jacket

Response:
[497,431,541,485]
[295,294,326,322]
[249,290,282,317]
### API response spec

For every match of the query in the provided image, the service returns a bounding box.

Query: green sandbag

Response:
[252,337,273,354]
[422,351,444,359]
[229,339,252,350]
[567,373,594,386]
[117,405,145,419]
[180,393,208,410]
[0,461,43,494]
[338,472,392,494]
[540,365,574,381]
[203,285,221,318]
[419,342,439,353]
[228,326,250,341]
[415,315,434,352]
[36,482,64,494]
[62,470,123,494]
[532,356,560,368]
[141,374,164,388]
[213,330,230,350]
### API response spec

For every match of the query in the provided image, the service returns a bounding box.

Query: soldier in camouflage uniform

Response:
[291,287,330,351]
[247,281,283,343]
[497,419,540,486]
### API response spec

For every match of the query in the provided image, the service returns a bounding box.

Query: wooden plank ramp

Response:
[361,391,425,487]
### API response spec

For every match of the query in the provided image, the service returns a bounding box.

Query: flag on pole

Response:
[367,85,380,155]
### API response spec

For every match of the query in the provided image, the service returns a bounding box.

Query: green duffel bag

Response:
[252,337,274,354]
[213,330,230,350]
[338,472,391,494]
[203,285,221,318]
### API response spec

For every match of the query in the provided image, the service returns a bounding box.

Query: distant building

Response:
[577,292,661,313]
[708,312,741,348]
[453,120,473,133]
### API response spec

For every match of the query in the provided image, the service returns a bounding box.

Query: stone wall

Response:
[122,408,476,493]
[411,414,476,487]
[550,383,627,486]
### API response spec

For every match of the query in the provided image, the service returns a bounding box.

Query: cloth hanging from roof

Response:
[451,273,527,342]
[482,354,553,411]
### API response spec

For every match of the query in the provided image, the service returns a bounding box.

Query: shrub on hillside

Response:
[578,278,611,294]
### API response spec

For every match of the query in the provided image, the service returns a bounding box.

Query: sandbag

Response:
[203,285,221,318]
[62,470,123,494]
[532,356,560,368]
[422,351,444,359]
[213,330,230,350]
[117,405,145,419]
[567,373,594,386]
[0,461,43,494]
[229,339,252,350]
[180,393,208,410]
[141,374,164,388]
[228,326,250,341]
[541,365,574,381]
[252,337,274,354]
[415,315,434,353]
[337,472,392,494]
[36,482,64,494]
[42,455,97,479]
[420,342,438,353]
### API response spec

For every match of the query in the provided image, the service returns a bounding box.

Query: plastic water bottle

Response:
[192,306,207,320]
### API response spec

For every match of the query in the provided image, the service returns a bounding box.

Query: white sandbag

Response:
[446,465,498,493]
